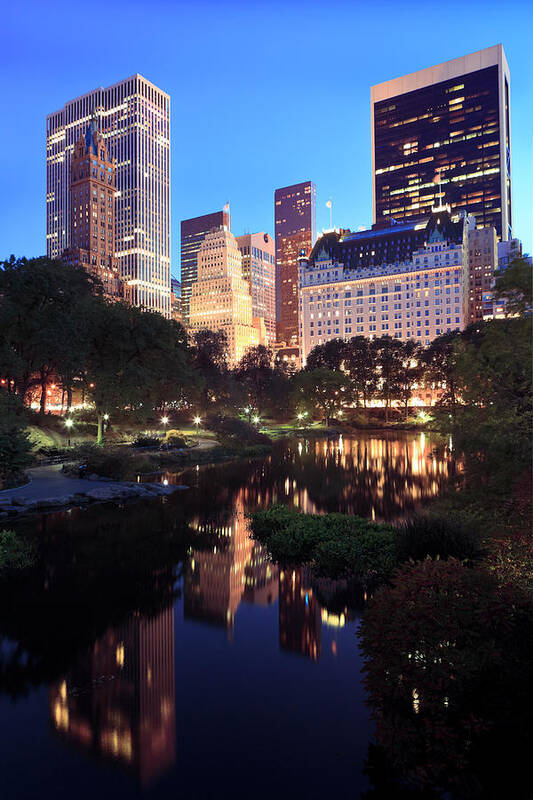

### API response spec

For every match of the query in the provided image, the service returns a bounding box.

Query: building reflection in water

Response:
[278,567,321,661]
[232,432,459,520]
[184,493,278,632]
[49,606,175,787]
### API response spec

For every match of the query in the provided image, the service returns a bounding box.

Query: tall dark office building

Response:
[371,45,512,240]
[274,181,316,346]
[180,208,231,323]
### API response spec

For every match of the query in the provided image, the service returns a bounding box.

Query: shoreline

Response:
[2,427,437,521]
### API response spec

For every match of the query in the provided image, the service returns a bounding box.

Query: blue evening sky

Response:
[2,0,532,278]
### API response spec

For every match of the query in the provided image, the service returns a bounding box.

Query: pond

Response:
[0,432,457,799]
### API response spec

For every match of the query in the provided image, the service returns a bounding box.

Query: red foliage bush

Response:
[360,558,533,793]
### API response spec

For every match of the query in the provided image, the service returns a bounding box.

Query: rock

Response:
[0,505,22,515]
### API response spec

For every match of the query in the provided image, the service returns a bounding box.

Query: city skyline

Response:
[3,1,532,276]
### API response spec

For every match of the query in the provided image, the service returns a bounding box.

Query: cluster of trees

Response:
[0,256,530,451]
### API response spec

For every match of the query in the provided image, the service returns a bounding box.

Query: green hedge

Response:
[250,506,395,580]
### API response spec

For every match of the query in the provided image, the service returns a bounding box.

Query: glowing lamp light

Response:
[193,416,202,426]
[161,416,169,425]
[64,418,74,429]
[252,415,260,424]
[103,413,110,421]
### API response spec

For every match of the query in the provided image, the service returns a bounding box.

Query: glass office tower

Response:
[371,45,511,240]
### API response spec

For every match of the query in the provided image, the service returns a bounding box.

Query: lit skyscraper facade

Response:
[275,181,316,347]
[180,209,231,324]
[189,227,263,366]
[47,74,171,316]
[236,232,276,346]
[298,208,474,363]
[371,45,512,240]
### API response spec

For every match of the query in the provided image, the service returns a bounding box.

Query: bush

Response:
[67,447,127,479]
[0,530,35,576]
[396,512,483,564]
[206,414,271,448]
[164,430,186,448]
[0,393,33,487]
[250,506,396,580]
[132,434,161,448]
[360,558,533,793]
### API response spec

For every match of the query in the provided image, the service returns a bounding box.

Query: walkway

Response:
[2,464,132,502]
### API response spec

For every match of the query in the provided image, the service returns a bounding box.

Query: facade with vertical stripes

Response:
[46,74,171,316]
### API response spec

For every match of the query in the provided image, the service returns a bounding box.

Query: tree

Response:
[291,367,350,426]
[371,336,404,422]
[494,256,533,317]
[343,336,377,408]
[422,331,461,418]
[0,256,97,411]
[451,317,532,467]
[396,340,424,420]
[0,392,32,488]
[234,345,275,410]
[84,300,181,443]
[189,329,230,416]
[306,338,346,371]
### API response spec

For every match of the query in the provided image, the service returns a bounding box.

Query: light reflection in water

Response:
[49,607,176,787]
[45,433,458,787]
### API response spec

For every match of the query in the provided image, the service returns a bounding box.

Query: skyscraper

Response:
[189,227,263,366]
[371,45,512,240]
[61,114,122,299]
[236,232,276,346]
[47,74,171,316]
[274,181,316,347]
[180,209,231,324]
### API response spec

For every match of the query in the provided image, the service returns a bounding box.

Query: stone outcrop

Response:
[0,481,188,518]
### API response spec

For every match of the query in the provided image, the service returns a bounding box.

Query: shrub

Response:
[251,506,396,580]
[360,559,533,793]
[71,447,127,479]
[206,414,271,448]
[164,430,186,448]
[0,530,35,576]
[396,512,483,564]
[132,434,161,448]
[0,393,33,487]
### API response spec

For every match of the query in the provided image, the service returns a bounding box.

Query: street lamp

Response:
[64,417,74,447]
[252,415,260,426]
[193,415,202,434]
[161,415,169,433]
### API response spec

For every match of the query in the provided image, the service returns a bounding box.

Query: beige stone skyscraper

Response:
[189,226,263,366]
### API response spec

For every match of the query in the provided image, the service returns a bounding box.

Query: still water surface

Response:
[0,432,456,799]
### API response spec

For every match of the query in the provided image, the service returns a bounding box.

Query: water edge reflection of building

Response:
[184,494,278,632]
[278,568,321,661]
[49,606,175,787]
